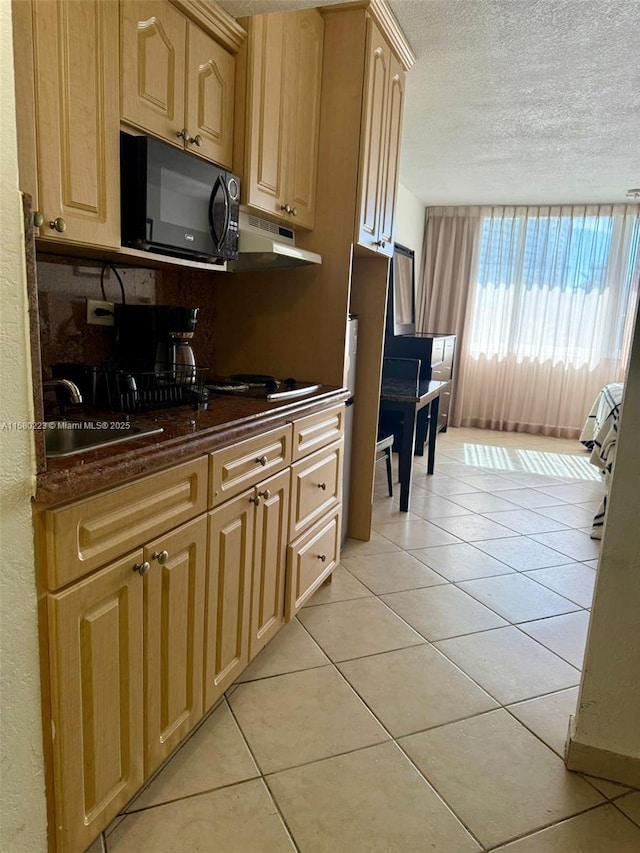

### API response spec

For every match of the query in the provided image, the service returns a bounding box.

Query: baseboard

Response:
[565,716,640,788]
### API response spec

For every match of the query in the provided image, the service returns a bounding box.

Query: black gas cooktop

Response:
[206,374,321,401]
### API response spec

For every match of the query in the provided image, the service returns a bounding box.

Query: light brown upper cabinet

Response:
[121,0,238,169]
[356,17,405,258]
[238,9,324,229]
[12,0,121,248]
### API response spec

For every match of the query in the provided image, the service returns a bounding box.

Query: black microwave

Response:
[120,133,239,264]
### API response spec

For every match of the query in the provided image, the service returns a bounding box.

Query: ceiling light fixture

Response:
[625,188,640,199]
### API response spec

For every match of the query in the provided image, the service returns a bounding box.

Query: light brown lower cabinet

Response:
[46,514,207,852]
[143,516,207,776]
[204,467,290,710]
[41,407,343,852]
[286,505,341,618]
[249,468,290,658]
[47,551,146,853]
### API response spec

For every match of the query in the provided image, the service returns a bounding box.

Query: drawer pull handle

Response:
[317,554,326,562]
[152,550,169,565]
[258,489,271,499]
[176,128,189,141]
[188,134,202,147]
[249,495,261,506]
[317,482,327,490]
[256,455,268,466]
[133,561,151,576]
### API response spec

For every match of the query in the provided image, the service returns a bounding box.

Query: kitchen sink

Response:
[45,422,164,457]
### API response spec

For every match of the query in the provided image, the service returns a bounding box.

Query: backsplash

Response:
[37,259,220,377]
[37,259,157,373]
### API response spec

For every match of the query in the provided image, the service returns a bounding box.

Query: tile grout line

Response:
[222,696,302,853]
[291,567,616,848]
[482,800,630,851]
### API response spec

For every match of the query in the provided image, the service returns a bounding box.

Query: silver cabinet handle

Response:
[176,128,189,141]
[188,134,202,146]
[33,211,44,227]
[256,455,268,466]
[280,204,292,214]
[49,217,67,233]
[258,489,271,499]
[152,550,169,565]
[291,208,297,216]
[133,561,151,576]
[249,495,261,506]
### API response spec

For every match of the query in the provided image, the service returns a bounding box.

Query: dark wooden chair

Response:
[378,356,422,454]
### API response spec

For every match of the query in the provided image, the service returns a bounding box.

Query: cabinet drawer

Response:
[286,506,341,618]
[291,404,345,461]
[430,337,446,367]
[431,363,452,381]
[290,440,343,540]
[209,425,292,508]
[44,457,208,589]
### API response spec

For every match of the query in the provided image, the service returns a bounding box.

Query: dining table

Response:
[379,378,450,512]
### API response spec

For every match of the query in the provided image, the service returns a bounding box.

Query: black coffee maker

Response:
[113,304,199,377]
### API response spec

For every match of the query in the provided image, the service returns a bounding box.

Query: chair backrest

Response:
[382,357,421,384]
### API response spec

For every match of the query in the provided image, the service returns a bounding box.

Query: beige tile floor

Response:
[93,427,640,852]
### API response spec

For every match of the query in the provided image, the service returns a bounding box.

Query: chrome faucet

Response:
[43,378,83,417]
[43,378,83,404]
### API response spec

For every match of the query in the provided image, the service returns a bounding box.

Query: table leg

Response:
[414,407,428,456]
[426,395,440,475]
[398,403,418,512]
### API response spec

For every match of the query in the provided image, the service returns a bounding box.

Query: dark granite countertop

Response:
[36,386,349,505]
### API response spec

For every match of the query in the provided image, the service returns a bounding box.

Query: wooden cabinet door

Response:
[250,469,290,659]
[186,22,235,168]
[29,0,120,248]
[378,52,405,255]
[283,9,323,230]
[143,516,207,775]
[286,507,341,619]
[245,13,287,217]
[289,440,343,541]
[121,0,186,147]
[356,18,390,252]
[48,552,145,853]
[205,492,255,709]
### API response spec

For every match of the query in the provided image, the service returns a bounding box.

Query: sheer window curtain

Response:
[419,205,640,438]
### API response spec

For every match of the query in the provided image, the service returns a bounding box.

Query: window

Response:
[469,207,640,368]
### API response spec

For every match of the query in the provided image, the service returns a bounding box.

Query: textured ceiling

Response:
[219,0,640,206]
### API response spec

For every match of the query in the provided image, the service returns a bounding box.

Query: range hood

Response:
[231,211,322,271]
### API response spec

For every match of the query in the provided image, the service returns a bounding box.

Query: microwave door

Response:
[145,145,218,259]
[209,175,230,252]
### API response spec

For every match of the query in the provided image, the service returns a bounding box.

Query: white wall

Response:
[394,182,426,264]
[567,305,640,784]
[0,4,48,850]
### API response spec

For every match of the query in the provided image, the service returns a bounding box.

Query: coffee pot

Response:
[164,307,199,383]
[114,304,199,381]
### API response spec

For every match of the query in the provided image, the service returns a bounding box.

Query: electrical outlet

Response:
[86,299,114,326]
